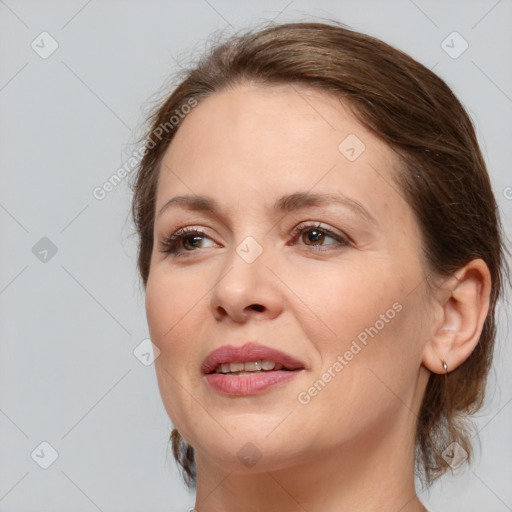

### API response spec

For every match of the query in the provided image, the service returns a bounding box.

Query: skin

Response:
[145,82,491,511]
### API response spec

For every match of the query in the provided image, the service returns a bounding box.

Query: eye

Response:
[290,222,351,250]
[159,227,218,257]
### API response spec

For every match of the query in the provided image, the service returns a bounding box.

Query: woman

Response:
[130,21,508,511]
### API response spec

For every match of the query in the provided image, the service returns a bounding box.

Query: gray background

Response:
[1,0,511,511]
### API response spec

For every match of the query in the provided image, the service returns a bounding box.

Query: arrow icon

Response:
[38,249,48,260]
[35,39,45,48]
[239,244,249,253]
[35,449,45,458]
[445,39,455,48]
[141,352,151,361]
[345,147,355,158]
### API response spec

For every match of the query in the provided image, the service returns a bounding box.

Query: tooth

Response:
[221,363,231,373]
[230,362,244,372]
[261,360,276,370]
[244,361,262,371]
[274,363,284,370]
[215,366,223,373]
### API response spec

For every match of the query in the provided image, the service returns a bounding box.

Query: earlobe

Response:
[422,259,492,374]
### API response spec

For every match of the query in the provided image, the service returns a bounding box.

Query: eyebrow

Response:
[157,191,376,224]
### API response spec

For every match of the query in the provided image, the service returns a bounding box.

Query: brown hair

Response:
[130,20,509,489]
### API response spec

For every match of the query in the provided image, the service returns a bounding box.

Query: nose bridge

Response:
[210,233,283,321]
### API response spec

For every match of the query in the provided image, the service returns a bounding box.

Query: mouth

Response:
[212,359,288,376]
[201,342,305,396]
[201,342,305,375]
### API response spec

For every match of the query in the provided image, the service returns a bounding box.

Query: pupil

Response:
[184,236,202,250]
[306,229,324,245]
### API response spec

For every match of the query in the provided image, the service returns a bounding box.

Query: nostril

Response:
[249,304,265,312]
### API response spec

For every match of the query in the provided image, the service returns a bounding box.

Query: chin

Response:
[197,437,304,475]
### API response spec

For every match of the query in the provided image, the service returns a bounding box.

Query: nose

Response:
[210,246,284,323]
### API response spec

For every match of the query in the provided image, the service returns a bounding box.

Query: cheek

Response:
[284,261,401,348]
[145,266,205,341]
[289,260,423,388]
[145,268,213,381]
[145,273,201,435]
[295,295,424,447]
[145,277,173,343]
[145,272,193,392]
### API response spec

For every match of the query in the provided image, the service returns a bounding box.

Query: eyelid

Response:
[290,221,352,246]
[158,226,220,257]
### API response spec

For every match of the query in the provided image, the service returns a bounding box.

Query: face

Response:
[145,82,432,474]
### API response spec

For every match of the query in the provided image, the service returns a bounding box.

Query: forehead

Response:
[156,83,408,227]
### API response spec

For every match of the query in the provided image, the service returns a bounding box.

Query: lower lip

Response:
[204,370,302,396]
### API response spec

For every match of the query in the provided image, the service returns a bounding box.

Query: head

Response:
[130,21,507,489]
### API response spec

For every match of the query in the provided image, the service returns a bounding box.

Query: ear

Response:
[422,258,492,374]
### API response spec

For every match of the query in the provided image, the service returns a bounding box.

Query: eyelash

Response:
[290,222,351,250]
[159,222,351,258]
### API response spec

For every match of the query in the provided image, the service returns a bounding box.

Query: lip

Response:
[201,342,306,396]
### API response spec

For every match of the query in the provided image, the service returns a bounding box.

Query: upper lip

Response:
[201,342,306,374]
